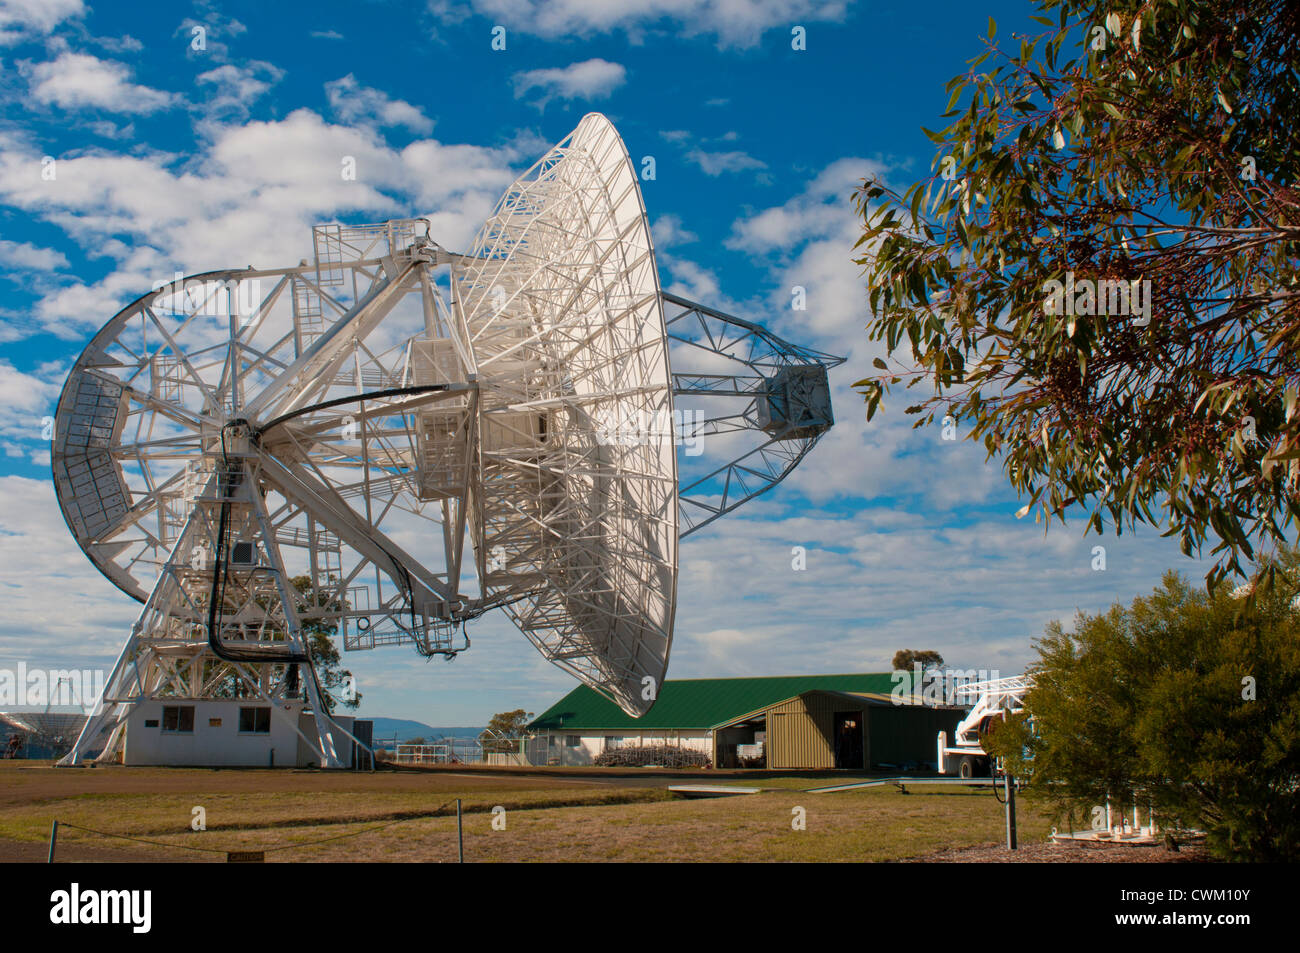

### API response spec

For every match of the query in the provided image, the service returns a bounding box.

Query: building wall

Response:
[867,705,963,770]
[767,695,842,769]
[124,699,306,767]
[296,712,356,768]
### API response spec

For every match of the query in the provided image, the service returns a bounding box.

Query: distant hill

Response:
[363,717,483,744]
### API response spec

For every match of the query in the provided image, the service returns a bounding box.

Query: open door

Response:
[833,711,864,769]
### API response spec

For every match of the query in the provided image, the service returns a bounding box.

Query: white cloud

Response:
[324,74,434,134]
[728,156,881,254]
[24,51,177,114]
[0,108,528,337]
[512,58,626,110]
[0,238,68,271]
[432,0,854,49]
[658,253,730,310]
[0,475,139,668]
[667,496,1211,680]
[660,155,987,516]
[684,147,766,177]
[652,213,697,248]
[0,360,58,416]
[718,155,905,355]
[176,15,246,62]
[87,33,143,55]
[0,0,83,45]
[196,61,283,121]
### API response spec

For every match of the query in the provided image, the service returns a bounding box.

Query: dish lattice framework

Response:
[51,113,842,766]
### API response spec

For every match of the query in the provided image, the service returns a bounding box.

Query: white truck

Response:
[936,674,1033,778]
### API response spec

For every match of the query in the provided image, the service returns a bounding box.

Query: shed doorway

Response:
[833,711,864,769]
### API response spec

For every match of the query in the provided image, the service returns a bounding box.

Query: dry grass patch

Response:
[1,763,1061,862]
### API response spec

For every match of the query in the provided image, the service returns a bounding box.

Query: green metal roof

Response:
[529,672,910,731]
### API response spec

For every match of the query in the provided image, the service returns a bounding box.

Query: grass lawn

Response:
[0,761,1054,862]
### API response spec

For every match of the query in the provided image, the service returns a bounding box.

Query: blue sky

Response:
[0,0,1211,725]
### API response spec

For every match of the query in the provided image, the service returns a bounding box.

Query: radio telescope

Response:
[55,113,843,766]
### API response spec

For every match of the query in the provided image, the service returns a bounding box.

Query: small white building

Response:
[122,698,363,768]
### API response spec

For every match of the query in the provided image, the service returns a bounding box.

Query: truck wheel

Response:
[958,756,974,779]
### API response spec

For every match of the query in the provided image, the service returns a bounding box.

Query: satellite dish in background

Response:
[53,113,843,766]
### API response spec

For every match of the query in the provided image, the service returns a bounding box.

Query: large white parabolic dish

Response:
[456,114,677,716]
[51,110,842,766]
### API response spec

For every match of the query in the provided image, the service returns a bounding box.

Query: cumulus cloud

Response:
[324,74,434,134]
[0,475,140,669]
[431,0,854,49]
[652,213,698,248]
[728,157,882,255]
[23,50,177,114]
[684,147,766,177]
[667,494,1211,680]
[0,360,59,416]
[0,107,525,338]
[0,0,84,45]
[0,239,68,272]
[196,61,284,121]
[512,58,626,110]
[176,14,246,63]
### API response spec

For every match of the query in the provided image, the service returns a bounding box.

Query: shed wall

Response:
[768,695,846,769]
[868,705,963,769]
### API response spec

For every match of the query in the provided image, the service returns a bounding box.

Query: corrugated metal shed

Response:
[724,690,964,770]
[529,673,904,731]
[767,693,837,768]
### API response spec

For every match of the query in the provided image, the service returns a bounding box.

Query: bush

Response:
[988,563,1300,861]
[593,744,710,768]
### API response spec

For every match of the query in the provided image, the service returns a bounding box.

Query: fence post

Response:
[1005,771,1018,850]
[48,820,58,863]
[456,798,464,863]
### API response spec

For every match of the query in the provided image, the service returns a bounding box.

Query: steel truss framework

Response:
[54,114,841,764]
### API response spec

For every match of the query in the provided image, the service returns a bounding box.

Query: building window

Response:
[605,736,624,751]
[565,735,581,748]
[239,707,271,734]
[161,706,194,733]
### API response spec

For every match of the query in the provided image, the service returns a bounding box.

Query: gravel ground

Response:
[904,839,1210,862]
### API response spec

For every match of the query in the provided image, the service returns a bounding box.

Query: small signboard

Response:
[226,850,265,863]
